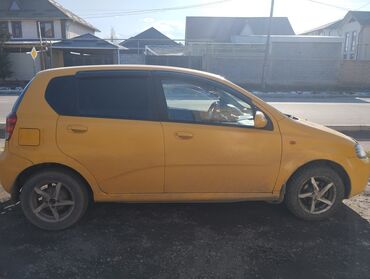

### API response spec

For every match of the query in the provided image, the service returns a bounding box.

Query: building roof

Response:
[0,0,99,32]
[186,16,295,42]
[301,19,342,34]
[345,11,370,25]
[120,27,178,49]
[52,33,122,50]
[302,11,370,34]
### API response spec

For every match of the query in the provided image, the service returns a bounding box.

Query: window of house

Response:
[11,21,22,38]
[38,21,54,38]
[0,22,8,34]
[351,31,357,52]
[344,32,350,53]
[161,78,255,127]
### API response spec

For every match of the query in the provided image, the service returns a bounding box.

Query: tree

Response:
[0,30,12,80]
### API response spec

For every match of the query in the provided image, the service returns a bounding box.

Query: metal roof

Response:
[120,27,179,49]
[52,33,123,50]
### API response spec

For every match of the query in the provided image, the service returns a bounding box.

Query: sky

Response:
[57,0,370,41]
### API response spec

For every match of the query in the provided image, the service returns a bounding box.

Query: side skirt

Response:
[93,192,279,203]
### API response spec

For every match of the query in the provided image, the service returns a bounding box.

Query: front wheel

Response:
[20,169,89,230]
[285,165,345,221]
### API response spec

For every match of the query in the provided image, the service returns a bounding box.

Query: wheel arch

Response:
[284,159,351,199]
[11,163,95,202]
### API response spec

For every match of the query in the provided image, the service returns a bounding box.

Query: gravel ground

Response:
[0,186,10,203]
[0,182,370,279]
[344,184,370,222]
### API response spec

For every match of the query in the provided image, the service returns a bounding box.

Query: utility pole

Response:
[37,21,45,70]
[261,0,275,90]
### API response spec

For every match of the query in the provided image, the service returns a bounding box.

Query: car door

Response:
[155,73,282,193]
[53,71,164,194]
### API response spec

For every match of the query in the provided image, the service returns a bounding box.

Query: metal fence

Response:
[7,37,370,88]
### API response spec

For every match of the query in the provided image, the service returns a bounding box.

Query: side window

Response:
[45,76,78,115]
[78,76,152,120]
[161,78,255,127]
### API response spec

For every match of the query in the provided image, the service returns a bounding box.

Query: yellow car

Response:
[0,65,369,230]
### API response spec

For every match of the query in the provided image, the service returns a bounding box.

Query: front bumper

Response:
[346,157,370,197]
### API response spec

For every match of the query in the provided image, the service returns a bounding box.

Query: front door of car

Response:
[55,71,164,194]
[155,74,282,193]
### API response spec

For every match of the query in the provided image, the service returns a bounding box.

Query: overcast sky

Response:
[57,0,370,40]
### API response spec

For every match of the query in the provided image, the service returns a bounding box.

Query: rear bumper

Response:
[0,147,32,194]
[346,157,370,197]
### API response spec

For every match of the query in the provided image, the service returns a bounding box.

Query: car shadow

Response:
[0,201,369,279]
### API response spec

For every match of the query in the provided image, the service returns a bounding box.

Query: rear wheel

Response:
[285,165,345,221]
[20,169,89,230]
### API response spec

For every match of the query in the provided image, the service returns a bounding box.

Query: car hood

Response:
[284,116,356,144]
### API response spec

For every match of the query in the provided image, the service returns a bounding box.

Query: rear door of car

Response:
[49,70,165,194]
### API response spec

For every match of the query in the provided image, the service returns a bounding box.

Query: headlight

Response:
[355,143,368,159]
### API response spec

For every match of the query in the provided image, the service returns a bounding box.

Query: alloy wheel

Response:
[298,176,337,215]
[30,182,75,223]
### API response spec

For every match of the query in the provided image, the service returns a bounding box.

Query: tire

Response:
[284,164,345,221]
[20,169,89,231]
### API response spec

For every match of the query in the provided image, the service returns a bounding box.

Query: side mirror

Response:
[254,111,268,128]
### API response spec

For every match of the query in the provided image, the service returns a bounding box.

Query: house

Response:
[51,33,123,67]
[0,0,98,43]
[185,16,295,43]
[0,0,99,80]
[120,27,179,55]
[302,11,370,60]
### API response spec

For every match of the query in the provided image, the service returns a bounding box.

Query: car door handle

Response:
[67,125,88,133]
[175,131,193,140]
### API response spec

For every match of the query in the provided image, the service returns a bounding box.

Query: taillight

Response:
[5,112,17,141]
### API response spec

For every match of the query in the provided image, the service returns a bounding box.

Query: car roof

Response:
[39,65,225,81]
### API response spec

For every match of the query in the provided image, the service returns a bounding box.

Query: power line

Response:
[356,1,370,9]
[300,0,351,11]
[82,0,233,19]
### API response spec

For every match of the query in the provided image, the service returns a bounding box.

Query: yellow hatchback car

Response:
[0,65,369,230]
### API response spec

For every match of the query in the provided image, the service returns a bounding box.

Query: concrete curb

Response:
[0,92,21,96]
[327,125,370,132]
[253,91,370,99]
[0,123,4,139]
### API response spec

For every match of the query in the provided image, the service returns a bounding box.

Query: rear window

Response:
[12,79,32,113]
[45,76,77,115]
[45,73,154,121]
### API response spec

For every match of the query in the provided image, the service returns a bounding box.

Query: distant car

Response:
[15,87,23,92]
[0,65,369,230]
